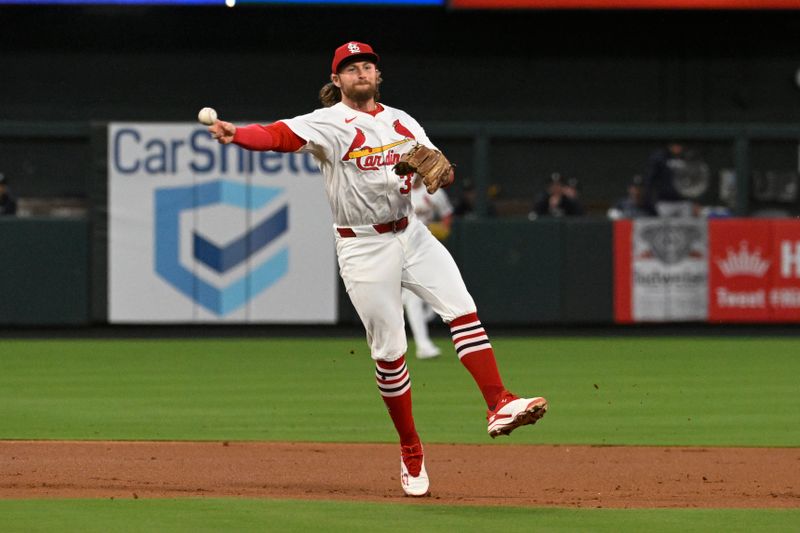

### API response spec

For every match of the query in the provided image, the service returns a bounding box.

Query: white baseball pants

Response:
[336,218,476,361]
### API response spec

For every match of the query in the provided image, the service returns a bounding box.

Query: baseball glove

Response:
[393,144,454,194]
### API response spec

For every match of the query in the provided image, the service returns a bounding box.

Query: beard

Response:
[341,80,379,103]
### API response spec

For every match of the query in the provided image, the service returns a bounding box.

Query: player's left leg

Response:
[336,234,429,495]
[374,355,428,496]
[400,220,547,437]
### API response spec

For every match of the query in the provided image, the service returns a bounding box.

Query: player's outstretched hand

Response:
[208,120,236,144]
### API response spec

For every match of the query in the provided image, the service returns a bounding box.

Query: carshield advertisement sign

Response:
[108,123,337,323]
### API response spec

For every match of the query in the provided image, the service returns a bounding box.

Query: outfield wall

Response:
[2,216,798,326]
[2,120,799,327]
[0,217,613,326]
[0,218,90,325]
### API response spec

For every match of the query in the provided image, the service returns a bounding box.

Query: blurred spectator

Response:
[644,142,702,217]
[0,173,17,216]
[452,179,496,218]
[530,172,584,218]
[607,175,657,219]
[402,176,454,359]
[562,177,586,215]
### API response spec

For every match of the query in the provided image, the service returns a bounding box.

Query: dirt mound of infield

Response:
[1,441,798,508]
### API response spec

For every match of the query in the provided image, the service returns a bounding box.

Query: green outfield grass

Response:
[0,499,798,533]
[0,337,798,446]
[2,336,798,531]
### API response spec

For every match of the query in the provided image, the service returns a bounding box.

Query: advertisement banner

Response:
[708,219,772,322]
[615,218,708,322]
[772,220,800,321]
[631,219,708,321]
[108,123,337,323]
[708,219,800,322]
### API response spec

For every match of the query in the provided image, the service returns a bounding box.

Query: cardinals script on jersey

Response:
[283,102,433,227]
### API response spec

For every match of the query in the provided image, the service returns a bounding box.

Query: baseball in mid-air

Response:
[197,107,218,125]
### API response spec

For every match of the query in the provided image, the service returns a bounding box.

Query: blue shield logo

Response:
[155,179,289,316]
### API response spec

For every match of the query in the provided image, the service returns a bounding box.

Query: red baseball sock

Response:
[375,355,419,446]
[450,312,506,410]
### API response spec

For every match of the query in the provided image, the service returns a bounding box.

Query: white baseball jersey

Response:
[282,102,437,227]
[410,185,453,225]
[278,100,474,360]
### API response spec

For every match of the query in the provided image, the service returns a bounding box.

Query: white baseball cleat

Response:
[487,391,548,438]
[400,443,429,497]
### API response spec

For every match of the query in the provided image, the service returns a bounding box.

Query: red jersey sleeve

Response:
[232,121,306,152]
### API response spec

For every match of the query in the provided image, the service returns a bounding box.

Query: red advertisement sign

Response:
[613,220,633,324]
[450,0,800,9]
[771,220,800,321]
[708,219,800,322]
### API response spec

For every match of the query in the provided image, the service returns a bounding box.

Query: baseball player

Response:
[402,177,454,359]
[207,41,548,497]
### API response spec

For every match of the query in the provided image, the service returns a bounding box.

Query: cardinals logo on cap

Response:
[332,41,379,73]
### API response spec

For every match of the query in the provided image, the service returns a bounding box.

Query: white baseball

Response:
[197,107,218,125]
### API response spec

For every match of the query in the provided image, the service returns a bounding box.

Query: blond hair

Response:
[319,82,341,108]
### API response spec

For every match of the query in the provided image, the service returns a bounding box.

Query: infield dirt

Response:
[1,441,798,508]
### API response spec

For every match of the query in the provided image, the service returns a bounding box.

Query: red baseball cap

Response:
[331,41,379,74]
